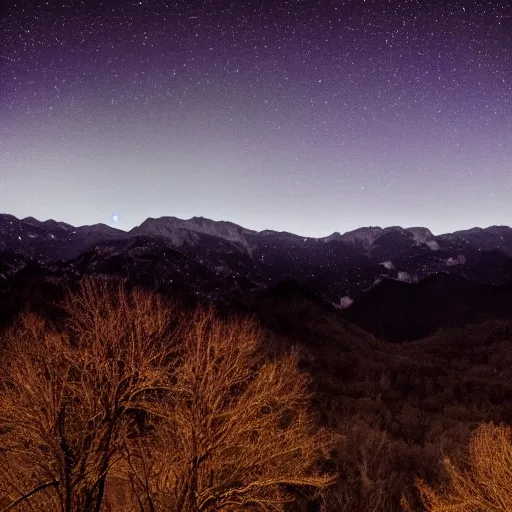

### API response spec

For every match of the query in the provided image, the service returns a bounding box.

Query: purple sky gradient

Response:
[1,0,511,236]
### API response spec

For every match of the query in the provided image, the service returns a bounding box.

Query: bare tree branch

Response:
[1,480,59,512]
[0,277,179,512]
[126,308,337,512]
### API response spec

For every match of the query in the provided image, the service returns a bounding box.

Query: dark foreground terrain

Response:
[0,273,511,511]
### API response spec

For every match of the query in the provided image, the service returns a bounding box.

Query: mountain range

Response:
[2,212,512,341]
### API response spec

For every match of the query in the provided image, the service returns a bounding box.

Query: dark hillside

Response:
[343,273,512,341]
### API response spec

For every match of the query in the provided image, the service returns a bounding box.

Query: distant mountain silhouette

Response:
[2,213,512,340]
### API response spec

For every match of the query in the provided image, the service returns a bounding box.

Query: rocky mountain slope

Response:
[2,213,512,340]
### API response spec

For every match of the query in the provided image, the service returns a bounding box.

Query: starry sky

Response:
[1,0,511,237]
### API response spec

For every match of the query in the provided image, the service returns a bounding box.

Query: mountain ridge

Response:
[8,212,511,243]
[3,212,512,342]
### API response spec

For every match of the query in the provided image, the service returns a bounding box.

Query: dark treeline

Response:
[0,276,511,511]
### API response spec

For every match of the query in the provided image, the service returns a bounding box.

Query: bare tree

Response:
[323,422,400,512]
[409,423,512,512]
[125,308,336,512]
[0,277,178,512]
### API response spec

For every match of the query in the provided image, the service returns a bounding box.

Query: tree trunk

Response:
[58,408,73,512]
[187,455,199,512]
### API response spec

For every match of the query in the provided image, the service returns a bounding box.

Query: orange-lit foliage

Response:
[0,279,334,512]
[0,277,177,512]
[413,423,512,512]
[123,308,336,511]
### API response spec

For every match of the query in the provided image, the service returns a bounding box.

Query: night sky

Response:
[1,0,511,237]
